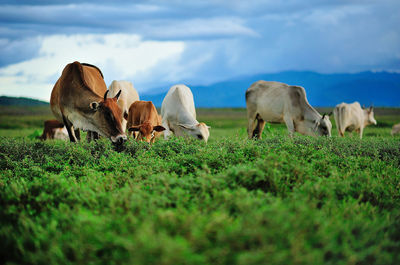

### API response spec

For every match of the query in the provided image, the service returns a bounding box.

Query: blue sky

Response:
[0,0,399,101]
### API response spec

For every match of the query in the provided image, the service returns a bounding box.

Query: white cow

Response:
[39,120,69,141]
[333,102,377,139]
[161,84,210,142]
[108,80,140,131]
[391,123,400,136]
[246,81,332,138]
[53,127,69,140]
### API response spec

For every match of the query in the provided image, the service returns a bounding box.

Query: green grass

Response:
[0,107,400,264]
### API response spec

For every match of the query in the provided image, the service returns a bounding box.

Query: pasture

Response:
[1,106,400,264]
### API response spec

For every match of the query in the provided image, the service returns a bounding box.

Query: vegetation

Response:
[0,106,399,264]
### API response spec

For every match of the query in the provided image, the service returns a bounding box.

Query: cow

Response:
[333,102,377,139]
[127,101,165,143]
[391,123,400,136]
[161,84,210,142]
[107,80,140,131]
[50,61,127,145]
[39,120,68,140]
[246,81,332,139]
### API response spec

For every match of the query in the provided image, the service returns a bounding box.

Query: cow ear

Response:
[178,124,194,130]
[153,125,166,132]
[128,126,140,132]
[90,102,99,111]
[115,90,122,101]
[123,111,128,120]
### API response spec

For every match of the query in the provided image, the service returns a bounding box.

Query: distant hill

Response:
[0,96,48,106]
[1,71,399,108]
[141,71,400,107]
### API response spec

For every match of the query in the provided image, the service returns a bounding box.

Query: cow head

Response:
[128,122,165,143]
[178,122,210,142]
[89,90,127,145]
[312,113,332,136]
[366,106,377,125]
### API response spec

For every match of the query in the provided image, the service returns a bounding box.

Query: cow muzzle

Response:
[111,135,127,145]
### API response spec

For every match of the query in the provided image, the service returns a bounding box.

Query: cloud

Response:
[0,34,184,100]
[0,37,41,66]
[0,0,399,101]
[0,3,257,40]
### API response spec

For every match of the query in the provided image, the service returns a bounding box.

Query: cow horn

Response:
[322,113,326,119]
[115,90,122,100]
[104,90,109,101]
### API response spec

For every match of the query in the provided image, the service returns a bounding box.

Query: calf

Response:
[127,101,165,143]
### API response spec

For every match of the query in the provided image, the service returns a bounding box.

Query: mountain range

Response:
[0,96,48,106]
[1,71,399,107]
[141,71,400,107]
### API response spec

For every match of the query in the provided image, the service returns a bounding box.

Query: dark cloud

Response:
[0,0,399,88]
[0,37,40,67]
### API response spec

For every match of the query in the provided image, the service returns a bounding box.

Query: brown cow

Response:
[127,101,165,143]
[39,120,68,140]
[50,61,127,145]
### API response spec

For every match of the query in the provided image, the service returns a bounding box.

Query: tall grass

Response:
[1,134,399,264]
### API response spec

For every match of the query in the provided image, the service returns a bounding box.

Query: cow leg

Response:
[163,120,173,140]
[247,110,257,139]
[92,131,99,140]
[283,115,295,137]
[86,131,93,142]
[87,131,99,142]
[74,129,81,141]
[62,115,78,142]
[251,114,265,139]
[248,119,256,139]
[359,127,364,139]
[46,131,52,140]
[254,118,266,139]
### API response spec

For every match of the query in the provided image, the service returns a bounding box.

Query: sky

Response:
[0,0,399,101]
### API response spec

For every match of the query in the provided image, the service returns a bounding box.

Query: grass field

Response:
[1,106,400,264]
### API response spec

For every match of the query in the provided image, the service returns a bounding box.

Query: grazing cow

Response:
[161,84,210,142]
[246,81,332,139]
[333,102,377,139]
[108,80,140,131]
[127,101,165,143]
[391,123,400,136]
[39,120,68,140]
[50,61,127,145]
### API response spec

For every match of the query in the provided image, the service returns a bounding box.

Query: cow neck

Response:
[179,110,198,126]
[75,89,104,116]
[362,110,370,126]
[303,103,321,122]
